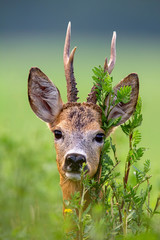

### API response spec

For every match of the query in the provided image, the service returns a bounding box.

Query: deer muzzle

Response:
[63,153,89,181]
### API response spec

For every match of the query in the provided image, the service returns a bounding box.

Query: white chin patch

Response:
[66,172,81,181]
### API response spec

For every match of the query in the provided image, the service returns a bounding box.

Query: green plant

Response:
[64,66,160,240]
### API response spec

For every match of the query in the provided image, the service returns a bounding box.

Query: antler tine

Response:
[107,31,116,74]
[87,31,117,104]
[63,22,79,102]
[86,85,97,104]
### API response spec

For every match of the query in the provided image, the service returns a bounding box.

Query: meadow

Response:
[0,32,160,239]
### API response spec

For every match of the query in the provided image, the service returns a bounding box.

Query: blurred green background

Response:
[0,0,160,239]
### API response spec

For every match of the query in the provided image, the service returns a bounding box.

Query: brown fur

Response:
[49,102,102,130]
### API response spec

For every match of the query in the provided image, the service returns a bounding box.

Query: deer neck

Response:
[59,175,91,210]
[60,175,81,200]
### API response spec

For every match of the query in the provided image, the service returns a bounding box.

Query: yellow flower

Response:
[64,208,73,213]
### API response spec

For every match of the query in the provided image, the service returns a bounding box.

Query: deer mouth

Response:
[65,166,89,181]
[65,172,81,181]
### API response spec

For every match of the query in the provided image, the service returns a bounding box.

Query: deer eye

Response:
[94,133,105,143]
[54,130,63,140]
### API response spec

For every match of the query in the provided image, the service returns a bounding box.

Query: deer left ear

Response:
[105,73,139,126]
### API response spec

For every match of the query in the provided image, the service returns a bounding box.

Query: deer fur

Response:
[28,22,139,211]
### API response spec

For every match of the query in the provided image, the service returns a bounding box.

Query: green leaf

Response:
[132,113,143,129]
[132,130,141,146]
[107,116,122,129]
[92,75,99,82]
[110,138,118,163]
[144,159,150,173]
[135,96,142,115]
[101,139,110,154]
[121,122,132,135]
[116,85,132,104]
[134,147,146,161]
[136,171,144,183]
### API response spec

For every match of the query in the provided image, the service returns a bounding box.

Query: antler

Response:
[64,22,79,102]
[87,31,117,104]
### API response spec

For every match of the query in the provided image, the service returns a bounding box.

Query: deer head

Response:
[28,22,139,208]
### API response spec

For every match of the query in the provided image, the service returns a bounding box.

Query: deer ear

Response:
[28,67,63,123]
[105,73,139,126]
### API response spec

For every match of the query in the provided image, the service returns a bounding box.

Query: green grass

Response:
[0,33,160,239]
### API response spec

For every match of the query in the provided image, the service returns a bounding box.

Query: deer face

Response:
[28,22,139,204]
[49,103,103,181]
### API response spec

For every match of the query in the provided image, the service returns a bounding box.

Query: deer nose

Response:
[65,153,86,172]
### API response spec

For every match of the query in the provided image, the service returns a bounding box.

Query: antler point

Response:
[68,21,71,29]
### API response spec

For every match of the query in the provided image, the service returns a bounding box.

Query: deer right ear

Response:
[105,73,139,126]
[28,67,63,123]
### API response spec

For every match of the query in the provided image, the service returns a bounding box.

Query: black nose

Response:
[65,153,86,172]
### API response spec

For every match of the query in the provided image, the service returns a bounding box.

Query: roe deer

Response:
[28,22,139,211]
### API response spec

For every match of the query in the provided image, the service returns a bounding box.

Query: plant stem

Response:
[101,161,120,188]
[147,179,150,217]
[121,133,133,210]
[153,196,160,215]
[78,172,87,240]
[123,209,127,236]
[111,196,114,220]
[111,186,122,224]
[124,133,133,189]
